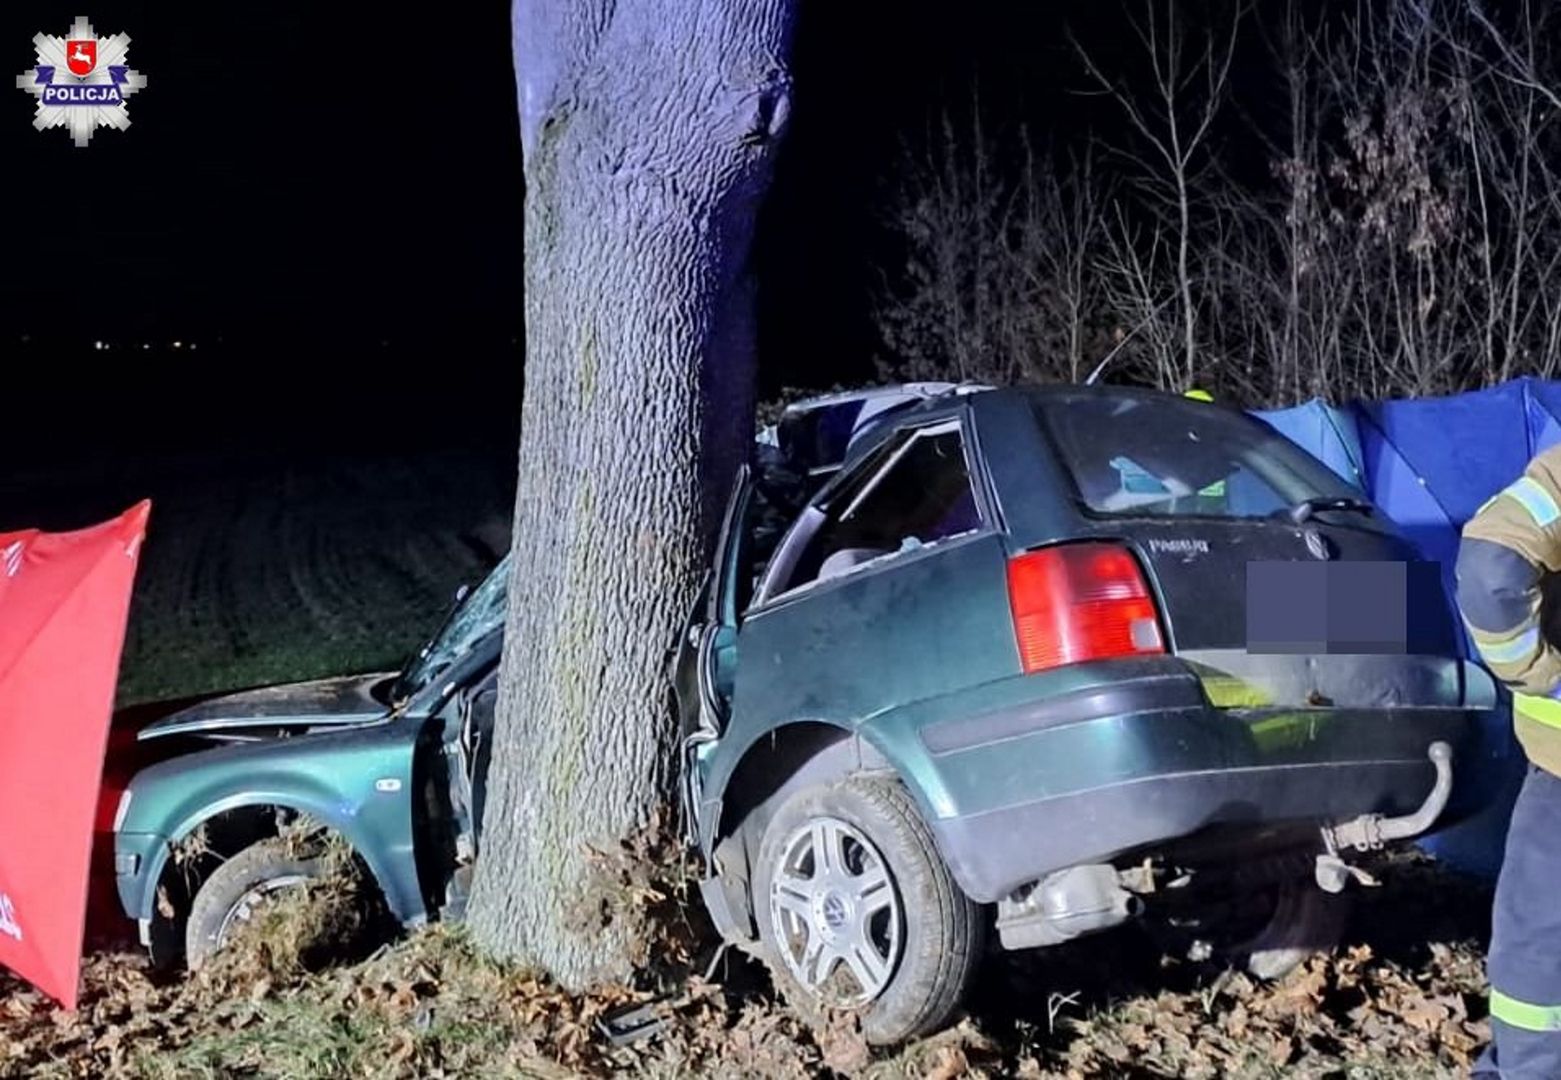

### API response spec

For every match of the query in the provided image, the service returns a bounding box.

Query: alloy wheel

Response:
[768,815,903,1004]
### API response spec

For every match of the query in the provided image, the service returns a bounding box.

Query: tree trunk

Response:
[467,0,795,989]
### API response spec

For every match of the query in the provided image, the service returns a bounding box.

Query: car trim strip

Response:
[920,672,1204,755]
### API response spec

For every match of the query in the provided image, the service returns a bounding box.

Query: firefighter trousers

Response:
[1476,764,1561,1078]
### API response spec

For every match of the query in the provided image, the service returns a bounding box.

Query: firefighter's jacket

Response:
[1459,444,1561,777]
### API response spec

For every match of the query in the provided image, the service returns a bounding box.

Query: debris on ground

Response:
[0,851,1493,1078]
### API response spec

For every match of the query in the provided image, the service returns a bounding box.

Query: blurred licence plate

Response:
[1245,561,1409,654]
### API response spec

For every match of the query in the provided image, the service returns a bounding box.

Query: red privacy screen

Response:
[0,502,149,1008]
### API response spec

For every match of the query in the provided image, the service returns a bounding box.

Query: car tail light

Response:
[1006,543,1164,674]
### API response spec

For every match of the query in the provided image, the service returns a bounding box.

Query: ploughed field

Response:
[0,447,515,705]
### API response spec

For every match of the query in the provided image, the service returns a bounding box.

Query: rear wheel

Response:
[752,776,981,1045]
[184,839,321,970]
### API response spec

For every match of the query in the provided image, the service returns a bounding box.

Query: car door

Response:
[460,670,498,847]
[673,466,753,840]
[721,416,1016,776]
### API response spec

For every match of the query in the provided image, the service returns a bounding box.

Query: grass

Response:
[97,448,513,706]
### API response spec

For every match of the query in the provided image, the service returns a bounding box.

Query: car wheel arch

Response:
[138,797,415,955]
[703,719,902,940]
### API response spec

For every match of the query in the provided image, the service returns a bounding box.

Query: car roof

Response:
[767,382,991,475]
[845,382,1213,443]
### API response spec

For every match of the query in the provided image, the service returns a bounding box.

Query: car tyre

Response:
[1237,879,1351,980]
[184,838,320,970]
[752,775,982,1045]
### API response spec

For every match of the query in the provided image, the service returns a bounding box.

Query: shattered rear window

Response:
[1034,393,1364,520]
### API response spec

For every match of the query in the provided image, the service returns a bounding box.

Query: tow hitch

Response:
[1314,740,1453,893]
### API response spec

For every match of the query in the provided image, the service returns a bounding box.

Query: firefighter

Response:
[1458,444,1561,1076]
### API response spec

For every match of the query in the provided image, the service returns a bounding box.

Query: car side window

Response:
[776,422,981,594]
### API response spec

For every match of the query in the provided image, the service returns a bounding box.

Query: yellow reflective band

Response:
[1476,625,1542,665]
[1184,388,1214,402]
[1491,988,1561,1032]
[1514,692,1561,731]
[1502,476,1561,527]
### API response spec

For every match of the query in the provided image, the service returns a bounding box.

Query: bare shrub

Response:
[874,0,1561,406]
[873,112,1113,388]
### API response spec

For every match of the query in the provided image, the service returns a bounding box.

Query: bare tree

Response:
[1075,0,1240,388]
[467,0,797,989]
[875,0,1561,408]
[1019,143,1112,382]
[874,114,1111,387]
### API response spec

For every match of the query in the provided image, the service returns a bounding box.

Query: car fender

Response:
[120,746,424,927]
[699,716,937,845]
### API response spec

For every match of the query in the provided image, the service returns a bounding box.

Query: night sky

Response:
[1,2,524,342]
[1,2,1128,466]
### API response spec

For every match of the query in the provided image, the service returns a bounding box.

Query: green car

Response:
[112,556,510,968]
[673,384,1493,1043]
[114,383,1492,1048]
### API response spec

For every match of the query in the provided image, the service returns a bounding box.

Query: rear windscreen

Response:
[1034,394,1368,520]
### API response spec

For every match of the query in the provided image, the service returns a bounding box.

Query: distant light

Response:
[189,342,198,351]
[142,343,151,350]
[172,340,183,349]
[93,340,104,350]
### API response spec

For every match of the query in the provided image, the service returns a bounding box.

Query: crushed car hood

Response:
[136,672,395,741]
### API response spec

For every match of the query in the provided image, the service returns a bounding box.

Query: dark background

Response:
[1,2,528,472]
[0,0,1128,701]
[0,2,1126,478]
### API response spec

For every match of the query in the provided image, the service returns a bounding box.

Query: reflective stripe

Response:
[1477,625,1542,665]
[1515,692,1561,731]
[1502,477,1561,527]
[1491,988,1561,1032]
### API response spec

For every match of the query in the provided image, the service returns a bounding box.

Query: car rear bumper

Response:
[905,658,1485,903]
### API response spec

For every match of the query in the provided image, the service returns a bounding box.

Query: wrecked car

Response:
[105,387,952,971]
[111,557,507,968]
[674,384,1496,1044]
[110,382,1496,1049]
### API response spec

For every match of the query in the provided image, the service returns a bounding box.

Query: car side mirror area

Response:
[453,583,471,605]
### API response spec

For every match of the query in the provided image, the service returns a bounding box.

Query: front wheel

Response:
[184,839,321,970]
[752,776,982,1045]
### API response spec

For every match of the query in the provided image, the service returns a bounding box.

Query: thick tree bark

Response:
[467,0,795,988]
